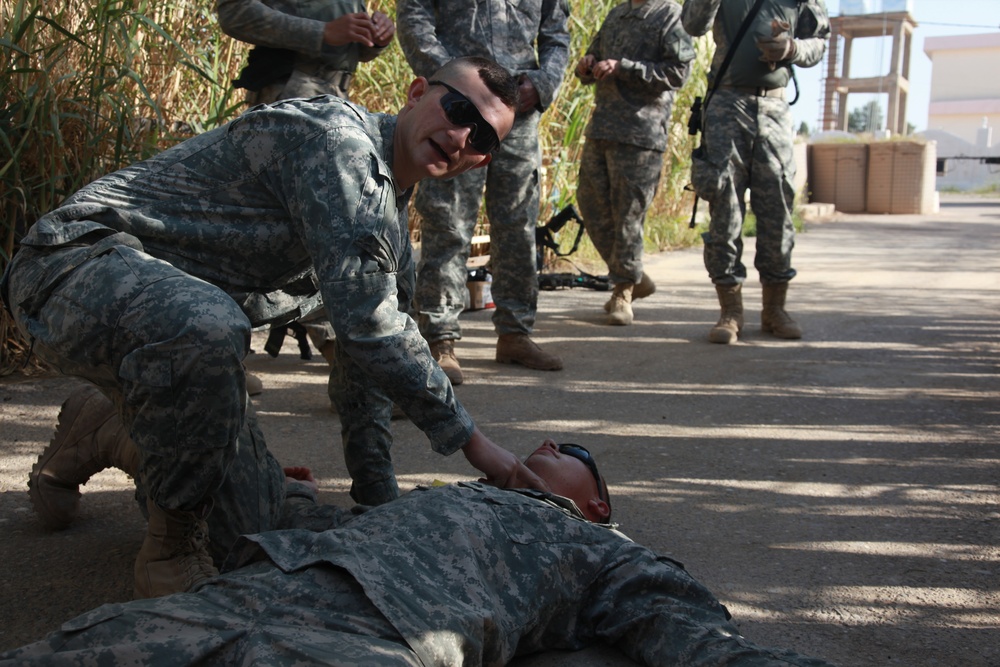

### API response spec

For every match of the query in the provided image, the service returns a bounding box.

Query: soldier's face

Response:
[524,439,606,515]
[395,67,514,187]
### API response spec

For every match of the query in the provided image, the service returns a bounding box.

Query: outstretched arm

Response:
[581,543,834,666]
[463,428,552,492]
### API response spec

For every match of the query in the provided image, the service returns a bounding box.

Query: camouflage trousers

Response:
[577,138,664,285]
[691,89,798,285]
[414,111,542,341]
[0,560,420,666]
[3,240,286,562]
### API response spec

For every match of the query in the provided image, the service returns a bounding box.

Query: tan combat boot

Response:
[28,385,140,530]
[606,282,634,326]
[430,339,464,385]
[761,282,803,339]
[134,498,219,599]
[633,272,656,300]
[708,283,744,345]
[496,334,563,370]
[604,272,655,312]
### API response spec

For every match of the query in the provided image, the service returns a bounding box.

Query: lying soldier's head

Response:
[521,440,612,525]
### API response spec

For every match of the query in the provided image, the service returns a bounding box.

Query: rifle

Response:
[535,204,610,291]
[535,204,586,268]
[539,271,610,291]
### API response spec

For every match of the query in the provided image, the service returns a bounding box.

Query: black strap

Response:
[233,46,296,92]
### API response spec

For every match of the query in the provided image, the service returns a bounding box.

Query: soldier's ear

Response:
[587,498,610,523]
[406,77,430,108]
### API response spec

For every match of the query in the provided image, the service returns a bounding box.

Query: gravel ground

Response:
[1,194,998,666]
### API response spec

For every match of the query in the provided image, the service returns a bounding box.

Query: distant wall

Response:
[924,33,1000,145]
[921,130,1000,192]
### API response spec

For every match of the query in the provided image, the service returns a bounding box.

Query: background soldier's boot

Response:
[761,282,803,339]
[632,272,656,300]
[606,282,634,326]
[605,272,655,312]
[28,385,140,530]
[430,339,464,385]
[134,498,218,599]
[708,283,745,345]
[496,334,563,370]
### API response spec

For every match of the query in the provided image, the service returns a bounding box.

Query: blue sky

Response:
[790,0,1000,134]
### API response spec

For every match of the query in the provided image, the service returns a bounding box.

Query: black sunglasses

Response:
[557,443,610,507]
[427,79,501,155]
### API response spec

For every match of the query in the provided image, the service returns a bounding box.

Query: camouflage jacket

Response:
[226,482,747,666]
[217,0,385,72]
[19,97,475,455]
[397,0,571,112]
[577,0,694,151]
[682,0,830,90]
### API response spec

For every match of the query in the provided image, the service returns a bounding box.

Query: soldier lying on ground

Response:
[4,441,834,667]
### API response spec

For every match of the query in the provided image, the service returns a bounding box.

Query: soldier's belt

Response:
[717,85,786,99]
[294,62,352,93]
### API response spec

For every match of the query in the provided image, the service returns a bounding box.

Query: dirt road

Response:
[1,194,998,666]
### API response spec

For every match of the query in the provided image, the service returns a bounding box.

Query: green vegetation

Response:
[1,0,251,372]
[848,100,884,134]
[940,182,1000,195]
[742,208,806,239]
[1,0,716,372]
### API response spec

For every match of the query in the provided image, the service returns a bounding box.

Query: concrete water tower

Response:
[821,0,918,134]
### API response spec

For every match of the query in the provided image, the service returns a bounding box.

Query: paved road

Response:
[1,194,998,665]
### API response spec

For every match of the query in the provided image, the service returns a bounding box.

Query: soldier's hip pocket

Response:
[690,146,731,201]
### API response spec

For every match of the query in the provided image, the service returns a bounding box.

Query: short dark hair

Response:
[432,56,520,111]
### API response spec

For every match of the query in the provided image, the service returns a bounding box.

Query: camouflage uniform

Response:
[397,0,571,341]
[218,0,387,102]
[576,0,694,286]
[0,97,474,536]
[0,483,835,667]
[682,0,829,286]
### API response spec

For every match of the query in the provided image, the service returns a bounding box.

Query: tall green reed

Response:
[0,0,241,373]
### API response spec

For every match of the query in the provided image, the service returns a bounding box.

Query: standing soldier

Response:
[216,0,396,393]
[217,0,395,104]
[682,0,829,343]
[575,0,694,326]
[396,0,571,385]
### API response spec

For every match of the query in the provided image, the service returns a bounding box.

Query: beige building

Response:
[923,32,1000,145]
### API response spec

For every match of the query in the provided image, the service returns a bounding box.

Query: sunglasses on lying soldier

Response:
[557,443,611,510]
[427,80,502,155]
